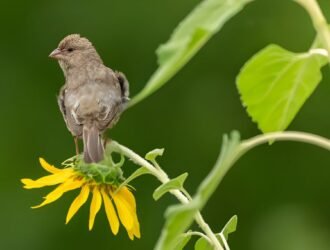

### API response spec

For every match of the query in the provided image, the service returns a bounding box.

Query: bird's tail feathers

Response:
[83,125,104,163]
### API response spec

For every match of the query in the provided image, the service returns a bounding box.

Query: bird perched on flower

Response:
[49,34,129,163]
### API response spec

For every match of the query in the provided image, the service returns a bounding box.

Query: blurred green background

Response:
[1,0,330,249]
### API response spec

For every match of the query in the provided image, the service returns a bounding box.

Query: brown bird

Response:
[49,34,129,163]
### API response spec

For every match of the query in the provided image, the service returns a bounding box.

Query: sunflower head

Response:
[21,156,140,240]
[64,152,125,185]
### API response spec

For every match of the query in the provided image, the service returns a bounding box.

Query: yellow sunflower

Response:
[21,157,140,240]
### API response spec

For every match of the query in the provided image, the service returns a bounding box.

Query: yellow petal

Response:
[126,223,141,240]
[21,178,38,187]
[119,186,136,210]
[101,188,119,235]
[126,207,141,240]
[66,185,90,224]
[127,214,141,240]
[127,231,134,240]
[116,187,140,239]
[132,213,141,238]
[39,158,61,174]
[89,186,102,231]
[21,170,73,189]
[32,179,83,208]
[112,189,134,232]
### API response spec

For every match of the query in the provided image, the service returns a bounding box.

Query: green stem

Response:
[240,131,330,152]
[295,0,330,61]
[185,231,211,242]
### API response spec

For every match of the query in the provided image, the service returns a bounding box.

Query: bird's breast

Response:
[65,83,121,123]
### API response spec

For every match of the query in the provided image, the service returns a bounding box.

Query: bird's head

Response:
[49,34,102,71]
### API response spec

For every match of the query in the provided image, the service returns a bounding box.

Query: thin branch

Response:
[295,0,330,61]
[185,231,211,243]
[219,233,230,250]
[240,131,330,152]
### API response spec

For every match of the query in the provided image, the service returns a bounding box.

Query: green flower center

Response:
[63,153,125,186]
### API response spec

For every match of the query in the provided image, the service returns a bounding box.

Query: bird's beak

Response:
[49,48,62,59]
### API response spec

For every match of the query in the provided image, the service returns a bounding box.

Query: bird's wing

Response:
[57,85,67,122]
[92,68,127,131]
[97,103,122,131]
[59,86,83,137]
[114,71,130,102]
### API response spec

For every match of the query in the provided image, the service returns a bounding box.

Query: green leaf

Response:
[221,215,238,240]
[155,199,200,250]
[174,234,192,250]
[117,166,152,189]
[153,173,188,201]
[237,44,328,133]
[195,131,241,206]
[155,131,241,250]
[145,148,164,161]
[194,237,213,250]
[129,0,253,107]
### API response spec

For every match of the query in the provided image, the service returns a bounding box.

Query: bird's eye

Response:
[67,48,74,52]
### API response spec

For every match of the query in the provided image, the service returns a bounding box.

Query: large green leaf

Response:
[153,173,188,201]
[129,0,253,107]
[155,132,241,250]
[237,44,328,133]
[155,199,200,250]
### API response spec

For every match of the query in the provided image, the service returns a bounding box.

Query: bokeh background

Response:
[1,0,330,249]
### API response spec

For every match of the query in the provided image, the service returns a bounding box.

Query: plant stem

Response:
[111,141,223,250]
[219,233,230,250]
[296,0,330,60]
[195,213,223,249]
[185,230,209,239]
[111,131,330,250]
[240,131,330,152]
